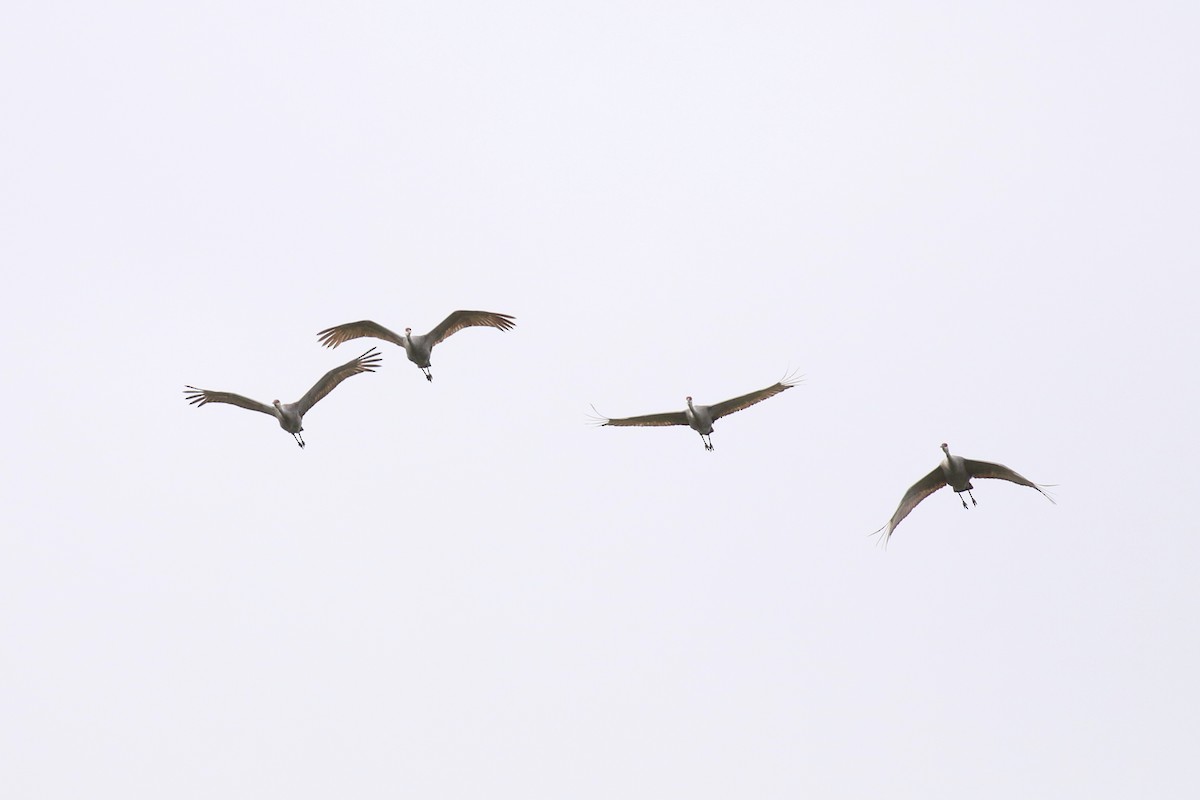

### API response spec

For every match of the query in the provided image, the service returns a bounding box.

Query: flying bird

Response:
[184,348,382,448]
[590,373,801,451]
[316,310,515,382]
[875,442,1054,543]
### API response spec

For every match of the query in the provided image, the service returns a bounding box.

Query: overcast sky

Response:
[3,2,1198,797]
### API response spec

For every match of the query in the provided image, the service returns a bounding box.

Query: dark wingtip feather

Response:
[585,404,611,427]
[356,347,383,371]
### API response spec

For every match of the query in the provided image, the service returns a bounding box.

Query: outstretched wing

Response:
[183,386,275,416]
[295,348,382,415]
[316,320,406,349]
[426,310,516,347]
[592,407,689,427]
[708,374,802,421]
[964,459,1056,503]
[874,466,947,544]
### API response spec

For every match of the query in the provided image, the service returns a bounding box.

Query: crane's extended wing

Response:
[592,407,689,427]
[964,459,1056,503]
[707,374,802,421]
[295,348,382,415]
[316,320,406,349]
[874,466,947,543]
[183,386,275,416]
[426,310,516,347]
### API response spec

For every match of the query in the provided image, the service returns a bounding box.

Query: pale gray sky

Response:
[3,2,1198,797]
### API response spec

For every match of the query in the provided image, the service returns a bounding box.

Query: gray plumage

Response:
[591,373,801,451]
[875,442,1054,543]
[184,348,382,448]
[317,310,515,382]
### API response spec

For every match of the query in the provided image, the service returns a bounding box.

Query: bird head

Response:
[404,327,413,336]
[685,396,694,405]
[940,442,950,453]
[273,399,282,407]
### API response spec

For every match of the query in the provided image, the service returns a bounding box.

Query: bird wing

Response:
[707,375,801,421]
[295,348,382,415]
[594,408,689,427]
[183,386,275,416]
[875,466,947,542]
[316,320,406,349]
[963,459,1056,503]
[425,310,516,347]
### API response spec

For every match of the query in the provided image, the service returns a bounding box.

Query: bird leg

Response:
[968,489,977,506]
[421,367,433,382]
[293,432,305,448]
[959,493,969,509]
[702,435,715,452]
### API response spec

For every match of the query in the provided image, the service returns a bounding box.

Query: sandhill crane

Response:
[591,373,801,451]
[184,348,382,448]
[316,310,515,382]
[875,442,1054,543]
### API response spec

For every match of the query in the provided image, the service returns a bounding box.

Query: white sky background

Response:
[2,1,1198,796]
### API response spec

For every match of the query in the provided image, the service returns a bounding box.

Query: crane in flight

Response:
[317,310,515,382]
[875,442,1054,544]
[591,373,801,451]
[184,348,382,448]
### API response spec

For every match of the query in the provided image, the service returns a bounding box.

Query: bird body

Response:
[317,310,515,381]
[938,446,973,493]
[271,400,303,435]
[184,348,382,448]
[399,328,434,370]
[684,397,714,438]
[592,374,801,451]
[875,443,1054,543]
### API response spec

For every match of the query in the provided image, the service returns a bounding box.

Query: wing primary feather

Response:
[597,409,689,428]
[427,310,517,346]
[316,320,405,349]
[708,373,802,421]
[182,387,274,416]
[295,347,382,415]
[964,459,1056,503]
[875,466,947,544]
